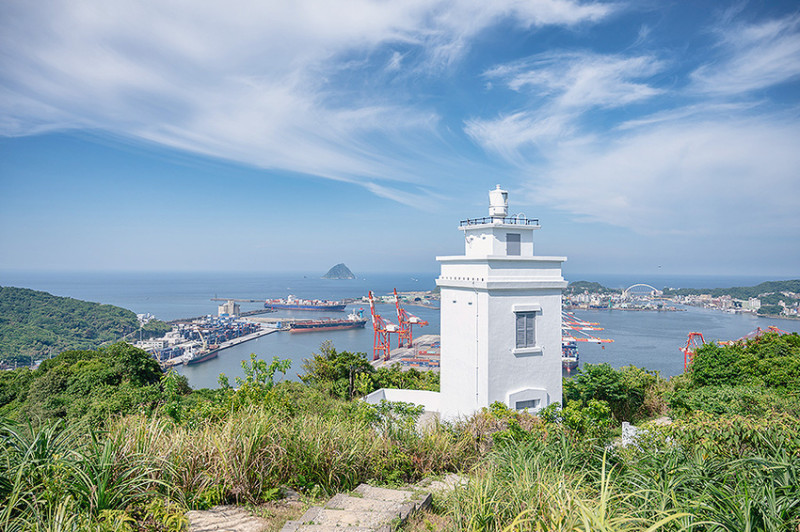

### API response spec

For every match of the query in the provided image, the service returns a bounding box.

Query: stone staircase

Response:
[280,484,432,532]
[187,476,468,532]
[187,505,274,532]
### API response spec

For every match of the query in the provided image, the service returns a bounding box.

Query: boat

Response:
[290,310,367,333]
[562,340,579,370]
[265,294,346,311]
[185,346,220,365]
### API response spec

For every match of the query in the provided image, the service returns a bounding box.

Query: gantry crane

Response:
[368,291,399,361]
[561,311,614,344]
[680,332,705,372]
[394,288,428,348]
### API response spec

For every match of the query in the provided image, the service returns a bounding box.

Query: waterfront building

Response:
[218,300,240,317]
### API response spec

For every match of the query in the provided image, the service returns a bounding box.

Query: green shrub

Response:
[564,364,661,423]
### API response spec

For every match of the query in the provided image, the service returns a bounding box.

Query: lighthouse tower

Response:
[437,186,567,418]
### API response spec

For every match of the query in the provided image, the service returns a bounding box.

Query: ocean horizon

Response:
[0,269,790,317]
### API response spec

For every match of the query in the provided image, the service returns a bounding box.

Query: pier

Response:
[160,324,282,368]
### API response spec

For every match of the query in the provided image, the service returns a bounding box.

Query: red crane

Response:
[680,332,705,372]
[368,291,399,361]
[394,288,428,348]
[561,311,613,344]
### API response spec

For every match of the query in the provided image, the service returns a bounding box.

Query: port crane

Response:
[680,325,788,372]
[680,332,705,372]
[394,288,428,348]
[561,311,613,344]
[368,291,399,361]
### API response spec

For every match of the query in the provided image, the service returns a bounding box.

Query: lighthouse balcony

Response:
[460,216,540,227]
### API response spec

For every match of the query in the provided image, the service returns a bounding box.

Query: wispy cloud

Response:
[691,13,800,95]
[466,12,800,245]
[467,51,664,156]
[489,52,664,108]
[0,0,616,206]
[525,114,800,236]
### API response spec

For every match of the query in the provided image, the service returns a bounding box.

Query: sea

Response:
[2,270,799,389]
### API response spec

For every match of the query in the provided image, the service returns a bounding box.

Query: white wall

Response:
[437,255,566,419]
[463,223,538,257]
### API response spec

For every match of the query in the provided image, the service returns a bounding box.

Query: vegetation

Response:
[0,287,170,366]
[300,341,439,400]
[1,332,799,530]
[662,279,800,299]
[0,342,167,424]
[566,280,620,294]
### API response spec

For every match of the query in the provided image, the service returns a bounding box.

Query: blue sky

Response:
[1,0,799,277]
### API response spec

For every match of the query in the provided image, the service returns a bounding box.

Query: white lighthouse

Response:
[436,185,567,418]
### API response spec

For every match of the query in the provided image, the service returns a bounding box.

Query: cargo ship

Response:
[265,295,346,311]
[185,346,220,365]
[290,310,367,333]
[562,340,579,371]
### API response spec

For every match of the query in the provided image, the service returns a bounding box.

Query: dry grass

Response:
[401,509,454,531]
[249,499,308,532]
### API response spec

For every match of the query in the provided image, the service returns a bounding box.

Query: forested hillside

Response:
[663,279,800,298]
[0,286,167,366]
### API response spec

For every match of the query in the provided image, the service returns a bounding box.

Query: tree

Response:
[300,343,374,399]
[564,364,658,422]
[16,343,164,425]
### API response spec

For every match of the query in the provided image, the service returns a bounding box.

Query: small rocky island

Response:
[322,263,355,279]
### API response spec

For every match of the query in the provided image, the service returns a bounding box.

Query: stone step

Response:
[351,485,415,503]
[324,493,404,513]
[280,526,374,532]
[280,484,431,532]
[187,505,270,532]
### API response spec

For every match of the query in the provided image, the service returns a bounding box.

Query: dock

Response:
[371,334,440,372]
[160,325,282,368]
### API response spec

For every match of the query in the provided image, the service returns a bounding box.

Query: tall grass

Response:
[0,418,182,531]
[110,404,475,505]
[441,420,800,532]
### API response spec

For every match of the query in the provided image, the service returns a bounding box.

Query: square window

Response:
[515,311,536,348]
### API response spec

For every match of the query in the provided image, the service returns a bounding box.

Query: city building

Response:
[218,300,240,317]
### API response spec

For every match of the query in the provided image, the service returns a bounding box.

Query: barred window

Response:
[515,311,536,348]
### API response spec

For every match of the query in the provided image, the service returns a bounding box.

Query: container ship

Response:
[290,310,367,333]
[562,340,579,370]
[185,346,220,365]
[265,295,346,311]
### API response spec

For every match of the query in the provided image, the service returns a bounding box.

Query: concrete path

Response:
[280,484,432,532]
[187,505,272,532]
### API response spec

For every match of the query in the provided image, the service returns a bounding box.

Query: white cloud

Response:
[0,0,616,204]
[691,13,800,95]
[488,51,665,108]
[468,35,800,246]
[386,51,406,72]
[467,51,664,156]
[465,111,576,160]
[524,114,800,237]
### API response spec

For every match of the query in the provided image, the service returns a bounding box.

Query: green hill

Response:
[0,286,166,366]
[663,279,800,298]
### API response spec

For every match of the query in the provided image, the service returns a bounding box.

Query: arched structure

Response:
[623,283,662,298]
